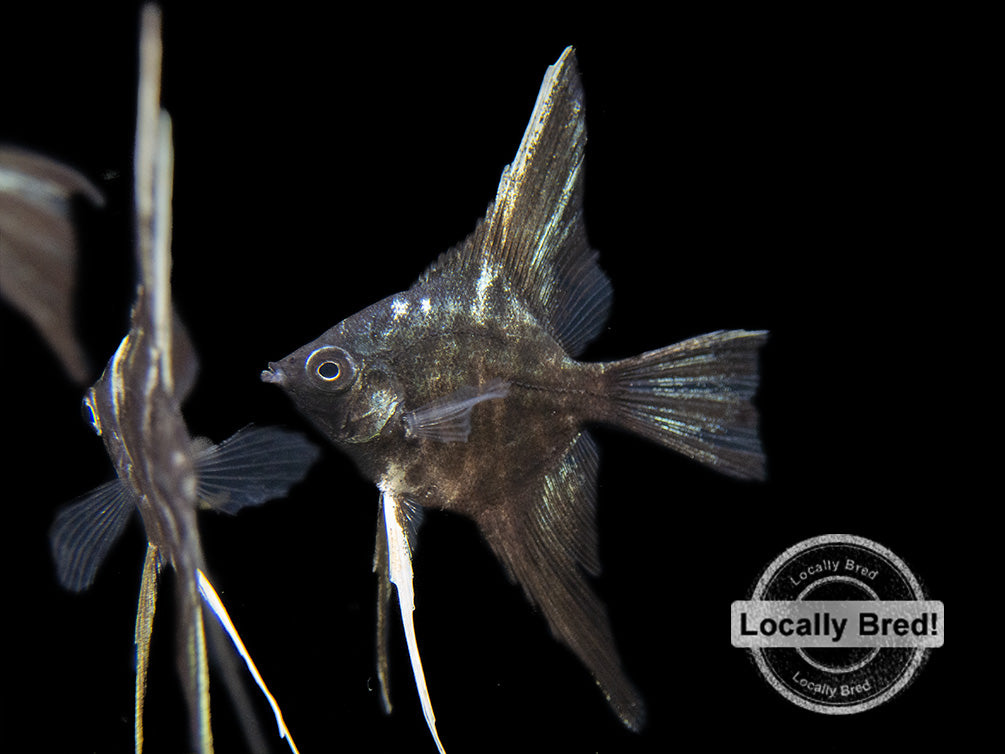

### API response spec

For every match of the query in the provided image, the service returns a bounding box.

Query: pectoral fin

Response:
[403,379,509,442]
[381,485,444,753]
[194,426,320,514]
[49,479,136,592]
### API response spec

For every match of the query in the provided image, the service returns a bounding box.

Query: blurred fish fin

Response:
[0,146,104,384]
[402,379,510,442]
[49,479,135,592]
[195,425,320,514]
[602,329,768,481]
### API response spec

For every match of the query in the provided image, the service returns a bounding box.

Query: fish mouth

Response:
[260,363,286,385]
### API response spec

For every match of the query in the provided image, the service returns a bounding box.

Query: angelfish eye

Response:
[318,361,340,380]
[305,346,357,392]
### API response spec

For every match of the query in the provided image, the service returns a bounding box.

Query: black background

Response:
[1,4,991,753]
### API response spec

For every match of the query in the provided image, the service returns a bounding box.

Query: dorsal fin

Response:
[0,147,104,384]
[419,47,612,357]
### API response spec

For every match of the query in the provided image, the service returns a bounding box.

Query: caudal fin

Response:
[602,330,768,480]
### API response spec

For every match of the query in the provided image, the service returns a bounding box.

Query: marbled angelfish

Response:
[49,8,317,753]
[262,46,766,752]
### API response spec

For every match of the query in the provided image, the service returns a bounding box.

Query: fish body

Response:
[49,7,316,753]
[264,46,766,748]
[269,274,594,516]
[79,290,202,566]
[58,282,316,752]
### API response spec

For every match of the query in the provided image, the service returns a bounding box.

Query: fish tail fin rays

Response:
[601,329,768,481]
[479,431,646,731]
[380,488,445,753]
[196,569,301,754]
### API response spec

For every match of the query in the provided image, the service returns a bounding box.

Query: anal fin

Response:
[477,431,645,731]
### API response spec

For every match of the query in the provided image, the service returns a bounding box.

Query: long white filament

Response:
[382,487,446,753]
[196,569,300,754]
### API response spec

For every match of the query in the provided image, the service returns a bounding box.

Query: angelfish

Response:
[48,7,317,753]
[263,47,767,750]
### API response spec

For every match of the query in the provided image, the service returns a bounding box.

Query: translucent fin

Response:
[418,48,611,357]
[478,431,646,731]
[381,486,445,753]
[197,569,301,754]
[134,544,160,754]
[194,426,320,514]
[603,329,768,480]
[0,147,103,384]
[402,379,510,443]
[49,479,135,592]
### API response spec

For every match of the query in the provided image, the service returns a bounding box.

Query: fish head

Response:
[262,325,402,447]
